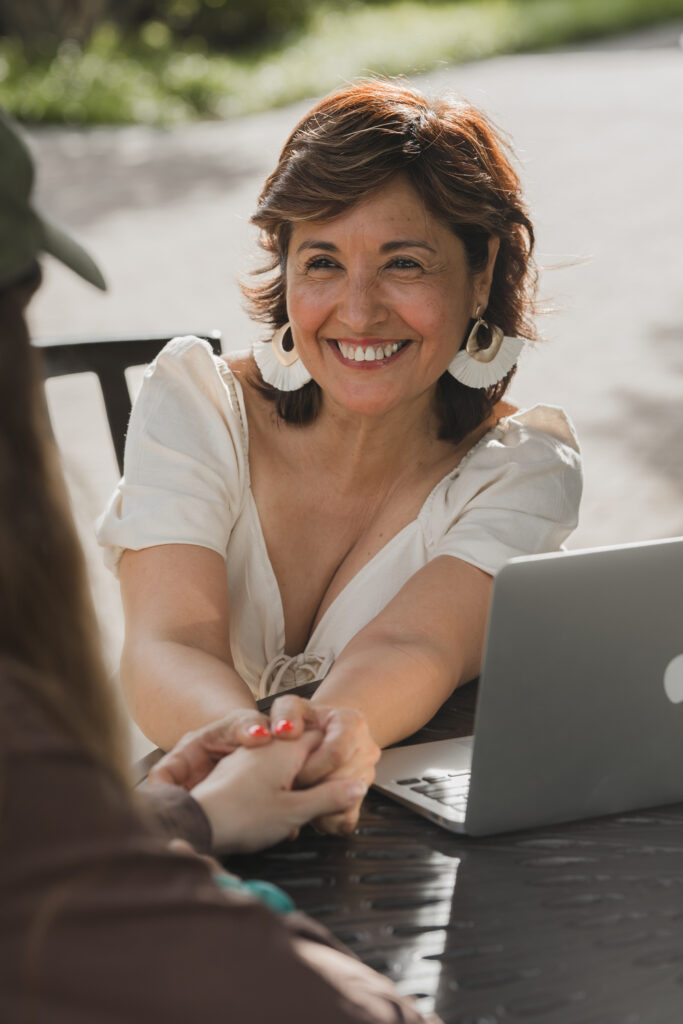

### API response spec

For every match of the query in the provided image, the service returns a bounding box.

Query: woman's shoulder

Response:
[453,403,581,479]
[427,402,582,523]
[156,336,253,369]
[96,339,255,573]
[495,403,581,455]
[149,335,245,400]
[127,335,254,456]
[424,404,583,570]
[148,338,268,439]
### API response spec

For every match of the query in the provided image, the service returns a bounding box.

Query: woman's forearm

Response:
[121,639,257,751]
[313,558,490,749]
[312,635,462,749]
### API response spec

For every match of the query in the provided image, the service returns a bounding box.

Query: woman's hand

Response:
[190,729,367,854]
[147,708,273,790]
[268,695,381,836]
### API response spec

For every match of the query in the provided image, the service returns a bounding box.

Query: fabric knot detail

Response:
[258,650,335,699]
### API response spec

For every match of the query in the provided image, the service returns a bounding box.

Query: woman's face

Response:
[285,175,498,421]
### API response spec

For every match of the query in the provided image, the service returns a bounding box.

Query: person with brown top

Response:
[0,107,436,1024]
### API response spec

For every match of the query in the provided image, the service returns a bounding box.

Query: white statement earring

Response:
[448,305,527,389]
[253,322,312,392]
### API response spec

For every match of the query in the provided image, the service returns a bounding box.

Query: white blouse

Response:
[97,336,582,699]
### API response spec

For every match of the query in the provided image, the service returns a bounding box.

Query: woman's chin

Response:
[319,380,432,422]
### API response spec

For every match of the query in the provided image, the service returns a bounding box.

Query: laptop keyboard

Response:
[396,768,471,812]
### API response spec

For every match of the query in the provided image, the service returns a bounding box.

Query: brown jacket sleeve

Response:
[135,780,214,853]
[0,666,437,1024]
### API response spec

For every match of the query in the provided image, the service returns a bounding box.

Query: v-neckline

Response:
[304,421,498,646]
[221,358,501,655]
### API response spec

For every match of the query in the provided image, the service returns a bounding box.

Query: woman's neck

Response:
[310,389,447,494]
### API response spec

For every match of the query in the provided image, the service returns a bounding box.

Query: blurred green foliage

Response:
[0,1,150,48]
[1,0,683,125]
[0,0,317,51]
[156,0,317,48]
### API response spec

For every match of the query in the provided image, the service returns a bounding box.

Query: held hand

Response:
[190,728,366,854]
[268,695,381,836]
[147,708,273,790]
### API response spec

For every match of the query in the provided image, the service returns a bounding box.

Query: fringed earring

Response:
[253,322,312,392]
[448,306,527,389]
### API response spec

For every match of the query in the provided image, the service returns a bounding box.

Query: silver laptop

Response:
[373,537,683,836]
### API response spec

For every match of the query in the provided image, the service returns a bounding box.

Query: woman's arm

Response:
[309,406,580,754]
[272,556,491,835]
[119,543,260,750]
[312,555,492,748]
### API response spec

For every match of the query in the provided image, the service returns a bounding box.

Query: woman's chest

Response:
[246,447,454,655]
[235,383,492,656]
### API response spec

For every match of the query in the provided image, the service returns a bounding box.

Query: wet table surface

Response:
[230,681,683,1024]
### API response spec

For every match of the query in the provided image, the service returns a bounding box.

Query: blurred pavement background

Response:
[23,23,683,751]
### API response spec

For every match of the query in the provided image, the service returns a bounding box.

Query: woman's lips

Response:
[330,339,411,365]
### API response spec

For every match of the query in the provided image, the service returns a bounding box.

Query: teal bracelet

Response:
[212,871,295,915]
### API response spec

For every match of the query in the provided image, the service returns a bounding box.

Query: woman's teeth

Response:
[336,340,406,361]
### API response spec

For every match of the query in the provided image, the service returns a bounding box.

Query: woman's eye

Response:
[387,257,422,271]
[305,256,338,271]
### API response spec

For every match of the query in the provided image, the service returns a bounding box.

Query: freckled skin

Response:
[286,176,498,422]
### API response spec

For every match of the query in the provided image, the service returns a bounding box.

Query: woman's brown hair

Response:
[0,266,128,784]
[244,78,537,443]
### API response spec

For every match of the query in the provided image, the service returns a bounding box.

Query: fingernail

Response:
[274,719,294,735]
[247,724,271,738]
[345,781,367,800]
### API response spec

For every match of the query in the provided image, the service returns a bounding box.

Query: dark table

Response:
[230,681,683,1023]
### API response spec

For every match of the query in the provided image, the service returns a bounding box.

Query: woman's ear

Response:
[474,235,500,309]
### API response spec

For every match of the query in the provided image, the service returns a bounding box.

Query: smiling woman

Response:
[97,79,582,835]
[247,80,536,437]
[280,176,498,421]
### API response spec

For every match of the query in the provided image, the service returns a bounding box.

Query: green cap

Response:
[0,107,106,291]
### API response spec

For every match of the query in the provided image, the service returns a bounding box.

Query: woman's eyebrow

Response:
[295,239,437,254]
[295,240,339,254]
[380,240,437,254]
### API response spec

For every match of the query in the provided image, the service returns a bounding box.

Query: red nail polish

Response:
[247,724,270,737]
[274,718,294,735]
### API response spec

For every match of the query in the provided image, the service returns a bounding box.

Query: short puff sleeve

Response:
[96,336,248,576]
[425,405,582,575]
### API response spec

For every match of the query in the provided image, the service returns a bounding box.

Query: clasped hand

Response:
[147,696,380,852]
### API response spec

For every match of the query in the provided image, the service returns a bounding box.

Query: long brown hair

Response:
[0,266,129,784]
[244,78,537,443]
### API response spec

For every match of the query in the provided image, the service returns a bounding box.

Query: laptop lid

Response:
[464,537,683,835]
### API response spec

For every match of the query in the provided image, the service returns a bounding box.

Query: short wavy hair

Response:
[244,78,537,443]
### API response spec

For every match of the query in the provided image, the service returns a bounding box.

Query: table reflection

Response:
[234,793,683,1022]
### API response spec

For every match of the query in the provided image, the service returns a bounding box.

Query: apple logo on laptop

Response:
[663,654,683,704]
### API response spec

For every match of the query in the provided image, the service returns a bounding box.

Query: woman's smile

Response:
[330,338,412,366]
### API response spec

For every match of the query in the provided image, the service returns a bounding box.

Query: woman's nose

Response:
[336,273,388,332]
